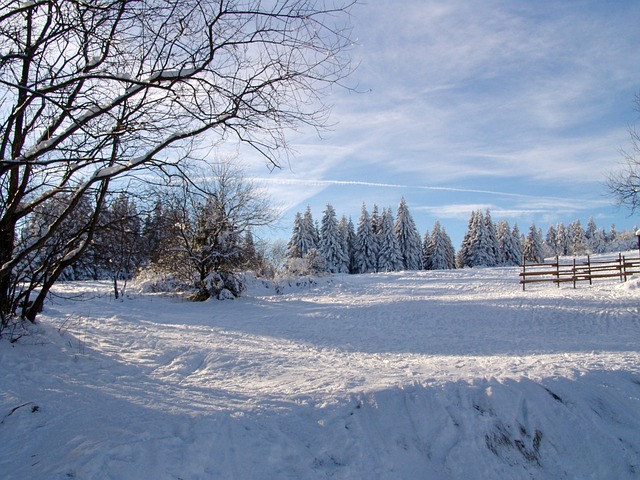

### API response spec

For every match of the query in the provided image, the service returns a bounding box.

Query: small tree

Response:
[354,203,378,273]
[394,198,422,270]
[523,223,544,263]
[149,161,278,299]
[377,208,403,272]
[319,204,348,274]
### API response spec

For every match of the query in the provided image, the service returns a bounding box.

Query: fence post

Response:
[555,255,560,288]
[623,255,628,282]
[619,253,624,282]
[522,261,526,291]
[587,255,592,286]
[572,257,577,289]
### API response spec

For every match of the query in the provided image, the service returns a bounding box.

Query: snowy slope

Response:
[1,264,639,479]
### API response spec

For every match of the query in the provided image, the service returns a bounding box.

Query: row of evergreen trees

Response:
[287,199,456,274]
[288,204,638,273]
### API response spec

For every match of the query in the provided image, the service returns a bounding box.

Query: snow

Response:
[2,262,640,479]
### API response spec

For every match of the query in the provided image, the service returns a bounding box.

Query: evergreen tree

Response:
[484,210,501,265]
[497,220,519,266]
[426,220,456,270]
[510,224,523,265]
[338,215,355,274]
[394,197,423,270]
[377,208,403,272]
[555,223,571,256]
[442,227,457,269]
[319,204,348,273]
[347,217,358,274]
[287,212,304,258]
[585,217,605,253]
[570,219,587,255]
[301,206,319,256]
[457,211,476,268]
[523,223,544,263]
[354,203,379,273]
[422,229,431,270]
[371,204,382,237]
[461,210,498,267]
[544,225,557,256]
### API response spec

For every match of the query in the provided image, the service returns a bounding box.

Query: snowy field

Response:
[1,260,640,479]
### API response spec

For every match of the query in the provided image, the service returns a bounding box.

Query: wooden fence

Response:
[519,254,640,290]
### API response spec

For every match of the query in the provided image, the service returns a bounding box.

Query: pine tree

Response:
[585,217,604,253]
[462,210,498,267]
[319,204,348,273]
[354,203,378,273]
[544,225,557,256]
[511,224,523,264]
[422,229,431,270]
[426,220,456,270]
[287,212,304,258]
[555,223,571,256]
[301,206,319,256]
[394,197,422,270]
[484,210,500,265]
[523,223,544,263]
[570,219,587,255]
[457,211,476,268]
[497,220,519,266]
[377,208,403,272]
[338,215,355,274]
[371,204,381,237]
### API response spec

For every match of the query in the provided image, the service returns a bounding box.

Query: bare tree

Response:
[0,0,354,322]
[608,111,640,212]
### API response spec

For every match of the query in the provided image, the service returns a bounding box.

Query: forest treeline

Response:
[286,203,639,274]
[14,187,639,311]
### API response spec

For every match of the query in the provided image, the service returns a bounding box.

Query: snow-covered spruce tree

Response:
[319,204,349,274]
[484,210,501,266]
[0,0,354,323]
[339,215,357,274]
[371,204,382,238]
[354,203,379,273]
[441,228,457,269]
[456,211,476,268]
[422,229,431,270]
[544,225,558,256]
[569,220,587,255]
[377,208,403,272]
[425,220,456,270]
[523,223,544,263]
[302,206,320,256]
[555,223,571,256]
[459,210,499,268]
[585,217,606,253]
[511,224,524,264]
[287,212,304,258]
[394,198,423,270]
[496,220,517,266]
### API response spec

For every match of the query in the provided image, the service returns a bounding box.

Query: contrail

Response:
[251,177,564,201]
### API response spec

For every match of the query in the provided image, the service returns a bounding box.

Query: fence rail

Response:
[519,254,640,290]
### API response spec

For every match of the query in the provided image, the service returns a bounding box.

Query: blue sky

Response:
[246,0,640,247]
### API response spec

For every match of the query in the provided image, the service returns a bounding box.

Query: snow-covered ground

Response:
[1,260,640,479]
